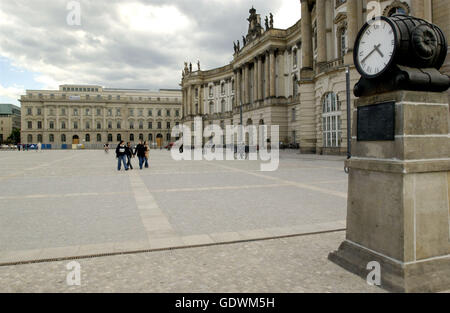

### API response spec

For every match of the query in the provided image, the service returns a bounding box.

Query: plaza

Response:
[0,149,382,292]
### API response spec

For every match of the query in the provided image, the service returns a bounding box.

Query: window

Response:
[96,108,101,116]
[61,108,66,115]
[37,121,42,129]
[232,80,235,92]
[85,122,90,129]
[166,133,171,141]
[157,122,162,129]
[61,121,66,129]
[37,108,42,115]
[97,122,101,129]
[130,122,134,129]
[37,134,43,143]
[27,108,32,115]
[73,122,78,129]
[175,110,179,117]
[322,93,342,148]
[73,108,78,116]
[209,86,213,97]
[116,109,121,116]
[108,134,113,142]
[138,109,143,117]
[61,134,66,142]
[139,121,143,130]
[129,109,134,116]
[49,121,55,129]
[148,109,153,116]
[157,110,162,117]
[148,122,153,129]
[27,121,32,129]
[49,108,54,116]
[195,88,199,98]
[293,49,298,68]
[221,83,225,95]
[116,134,122,142]
[27,134,33,143]
[108,109,112,116]
[130,134,134,141]
[167,122,171,129]
[195,103,199,115]
[221,99,225,112]
[148,134,153,141]
[49,134,54,142]
[293,75,298,96]
[166,109,170,116]
[117,121,121,129]
[108,121,112,129]
[339,28,348,58]
[117,95,120,100]
[97,134,102,142]
[139,134,144,141]
[85,134,90,142]
[209,101,214,114]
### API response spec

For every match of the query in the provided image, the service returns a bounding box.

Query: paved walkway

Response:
[0,150,348,265]
[0,231,385,293]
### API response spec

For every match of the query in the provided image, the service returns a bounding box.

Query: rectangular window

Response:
[27,121,32,129]
[148,109,152,116]
[37,121,42,129]
[27,108,32,115]
[148,122,153,129]
[74,109,78,116]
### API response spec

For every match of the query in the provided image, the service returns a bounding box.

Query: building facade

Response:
[0,103,21,143]
[181,0,449,154]
[20,85,182,148]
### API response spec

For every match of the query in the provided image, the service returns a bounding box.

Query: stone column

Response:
[257,56,263,101]
[300,0,313,72]
[330,90,450,292]
[345,0,358,64]
[186,86,191,116]
[264,53,270,99]
[269,49,276,98]
[316,0,327,64]
[236,69,241,106]
[411,0,425,19]
[253,58,258,103]
[325,0,334,60]
[199,85,203,115]
[244,63,250,104]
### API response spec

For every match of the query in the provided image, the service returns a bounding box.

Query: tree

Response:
[7,128,20,144]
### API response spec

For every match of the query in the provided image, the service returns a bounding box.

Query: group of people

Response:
[115,140,150,171]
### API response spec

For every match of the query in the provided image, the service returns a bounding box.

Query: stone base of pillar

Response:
[329,90,450,293]
[329,238,450,293]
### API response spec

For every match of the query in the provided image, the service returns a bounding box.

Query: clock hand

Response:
[361,44,382,63]
[374,44,384,58]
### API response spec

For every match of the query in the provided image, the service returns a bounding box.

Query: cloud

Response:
[0,0,299,91]
[0,84,25,101]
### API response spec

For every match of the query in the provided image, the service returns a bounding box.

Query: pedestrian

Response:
[115,140,128,171]
[37,142,42,152]
[18,143,21,151]
[134,140,146,170]
[144,141,150,168]
[125,142,134,170]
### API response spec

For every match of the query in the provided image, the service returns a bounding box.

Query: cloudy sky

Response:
[0,0,301,106]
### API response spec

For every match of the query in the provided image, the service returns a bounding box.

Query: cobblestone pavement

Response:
[0,150,348,264]
[0,231,385,293]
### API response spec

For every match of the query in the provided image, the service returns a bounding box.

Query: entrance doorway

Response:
[72,135,80,145]
[156,133,163,148]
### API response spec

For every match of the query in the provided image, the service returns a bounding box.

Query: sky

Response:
[0,0,301,106]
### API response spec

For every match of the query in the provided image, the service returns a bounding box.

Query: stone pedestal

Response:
[329,90,450,292]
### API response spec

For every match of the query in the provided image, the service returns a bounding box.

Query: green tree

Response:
[7,128,21,144]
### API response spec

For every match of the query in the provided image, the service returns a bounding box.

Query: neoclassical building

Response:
[181,0,449,154]
[20,85,182,148]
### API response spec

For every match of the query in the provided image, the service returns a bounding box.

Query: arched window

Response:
[61,134,66,142]
[85,134,90,142]
[49,134,54,142]
[97,134,102,142]
[27,134,33,143]
[37,134,43,143]
[139,133,144,140]
[117,134,121,142]
[108,134,113,142]
[322,93,342,148]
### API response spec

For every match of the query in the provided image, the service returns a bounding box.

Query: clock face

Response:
[356,19,396,78]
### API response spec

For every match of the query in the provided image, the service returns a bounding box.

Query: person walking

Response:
[144,141,150,168]
[115,141,128,171]
[125,142,134,170]
[37,142,42,152]
[134,140,146,170]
